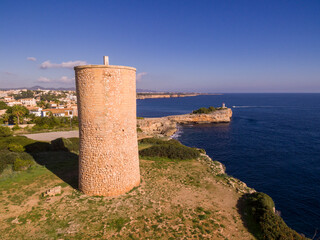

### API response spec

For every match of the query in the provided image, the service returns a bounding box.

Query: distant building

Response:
[41,108,74,118]
[222,103,226,108]
[0,91,8,98]
[19,98,37,107]
[48,102,58,109]
[68,95,77,101]
[4,96,14,102]
[68,104,78,117]
[7,100,22,107]
[27,107,42,117]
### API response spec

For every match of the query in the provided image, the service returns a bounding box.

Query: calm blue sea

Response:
[137,94,320,238]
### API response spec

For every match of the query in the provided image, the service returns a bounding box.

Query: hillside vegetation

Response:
[0,136,309,239]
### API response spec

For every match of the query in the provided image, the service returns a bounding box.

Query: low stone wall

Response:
[7,124,35,129]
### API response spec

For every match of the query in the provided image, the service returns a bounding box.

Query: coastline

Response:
[137,93,222,100]
[170,126,309,239]
[197,152,256,194]
[137,107,310,239]
[137,108,232,137]
[0,114,310,238]
[137,108,255,193]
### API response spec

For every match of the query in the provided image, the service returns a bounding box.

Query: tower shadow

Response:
[25,142,79,189]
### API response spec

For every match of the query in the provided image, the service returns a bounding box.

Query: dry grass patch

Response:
[0,150,255,239]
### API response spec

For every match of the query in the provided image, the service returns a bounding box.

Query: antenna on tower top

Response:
[103,56,109,65]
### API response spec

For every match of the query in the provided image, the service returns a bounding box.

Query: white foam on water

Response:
[171,126,183,139]
[232,105,274,108]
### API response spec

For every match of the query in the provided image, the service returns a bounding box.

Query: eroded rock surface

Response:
[137,108,232,136]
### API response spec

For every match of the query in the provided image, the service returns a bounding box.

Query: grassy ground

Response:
[0,143,255,239]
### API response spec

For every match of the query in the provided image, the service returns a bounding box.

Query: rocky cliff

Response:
[137,108,232,137]
[167,108,232,124]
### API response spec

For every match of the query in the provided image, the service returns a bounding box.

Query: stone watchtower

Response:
[74,56,140,196]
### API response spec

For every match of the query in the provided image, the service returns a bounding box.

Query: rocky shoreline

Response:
[136,93,224,99]
[138,108,255,194]
[197,153,256,194]
[137,108,232,137]
[137,107,308,239]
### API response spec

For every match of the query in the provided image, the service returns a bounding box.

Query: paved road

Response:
[24,130,79,141]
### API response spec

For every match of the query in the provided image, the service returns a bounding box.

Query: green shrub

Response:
[0,136,51,153]
[67,138,80,152]
[0,101,8,110]
[166,139,183,145]
[139,138,166,145]
[12,125,20,131]
[13,158,34,171]
[8,143,25,152]
[24,142,52,153]
[139,143,200,160]
[139,137,201,160]
[0,150,15,174]
[31,116,79,130]
[197,148,206,154]
[243,192,308,240]
[139,138,182,146]
[0,126,12,137]
[0,150,34,174]
[0,136,36,150]
[192,106,221,114]
[51,137,79,152]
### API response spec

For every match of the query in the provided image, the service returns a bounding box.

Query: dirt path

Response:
[23,130,79,141]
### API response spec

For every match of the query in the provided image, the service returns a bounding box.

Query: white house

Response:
[41,108,74,118]
[7,101,22,107]
[28,107,42,117]
[19,98,37,107]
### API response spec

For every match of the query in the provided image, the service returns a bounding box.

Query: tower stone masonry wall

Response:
[74,64,140,196]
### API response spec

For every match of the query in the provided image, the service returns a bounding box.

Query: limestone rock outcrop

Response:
[137,118,177,137]
[137,108,232,137]
[167,108,232,124]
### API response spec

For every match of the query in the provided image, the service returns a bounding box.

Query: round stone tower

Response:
[74,57,140,196]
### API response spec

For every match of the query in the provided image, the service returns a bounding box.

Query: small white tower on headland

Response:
[222,102,226,108]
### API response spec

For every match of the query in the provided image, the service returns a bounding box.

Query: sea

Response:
[137,93,320,238]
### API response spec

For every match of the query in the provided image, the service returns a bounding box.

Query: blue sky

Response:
[0,0,319,92]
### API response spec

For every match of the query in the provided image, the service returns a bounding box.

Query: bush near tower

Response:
[139,138,200,160]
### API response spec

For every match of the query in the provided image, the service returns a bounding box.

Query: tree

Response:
[0,101,8,110]
[13,90,34,100]
[7,105,29,125]
[0,126,12,137]
[37,100,49,109]
[46,111,53,118]
[1,113,10,124]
